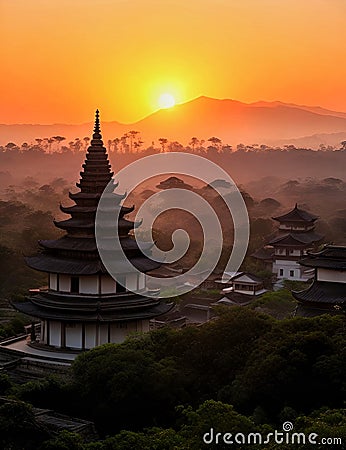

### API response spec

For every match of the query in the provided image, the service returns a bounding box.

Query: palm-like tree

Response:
[83,136,90,150]
[53,136,66,151]
[127,130,139,153]
[47,137,55,153]
[112,138,120,153]
[189,137,199,153]
[158,138,168,152]
[207,136,222,151]
[120,134,129,153]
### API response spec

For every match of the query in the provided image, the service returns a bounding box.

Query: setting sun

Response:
[158,93,176,109]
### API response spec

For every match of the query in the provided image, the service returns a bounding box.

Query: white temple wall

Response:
[40,320,47,344]
[59,275,70,292]
[80,275,98,294]
[85,324,97,349]
[101,275,117,294]
[49,274,57,291]
[126,273,138,291]
[279,224,313,231]
[109,321,137,344]
[65,323,82,349]
[138,320,150,333]
[138,273,145,290]
[49,321,61,347]
[317,268,346,283]
[43,319,154,349]
[275,249,302,257]
[273,260,303,280]
[287,249,301,256]
[275,248,286,256]
[99,324,109,345]
[110,324,127,343]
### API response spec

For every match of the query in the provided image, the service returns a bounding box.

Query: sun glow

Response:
[158,93,176,109]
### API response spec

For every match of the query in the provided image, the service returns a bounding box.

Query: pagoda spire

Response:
[93,109,101,137]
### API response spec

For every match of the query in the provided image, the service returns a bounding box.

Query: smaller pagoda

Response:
[253,204,323,281]
[293,245,346,316]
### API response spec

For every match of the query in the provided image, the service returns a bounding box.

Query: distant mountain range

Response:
[1,96,346,148]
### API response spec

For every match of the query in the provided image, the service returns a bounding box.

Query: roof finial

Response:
[295,202,298,209]
[94,109,100,134]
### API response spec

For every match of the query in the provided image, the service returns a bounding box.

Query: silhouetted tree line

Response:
[2,135,346,156]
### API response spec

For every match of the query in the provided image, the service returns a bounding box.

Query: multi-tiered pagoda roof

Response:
[252,203,324,281]
[293,245,346,316]
[13,110,171,327]
[26,110,158,275]
[273,203,318,224]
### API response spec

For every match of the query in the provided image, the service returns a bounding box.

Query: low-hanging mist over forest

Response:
[0,140,345,269]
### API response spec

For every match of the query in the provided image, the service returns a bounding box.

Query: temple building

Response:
[215,272,267,306]
[253,204,323,281]
[12,111,172,350]
[293,245,346,316]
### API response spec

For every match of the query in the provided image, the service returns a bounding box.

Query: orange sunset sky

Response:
[1,0,345,124]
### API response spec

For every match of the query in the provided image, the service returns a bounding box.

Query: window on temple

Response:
[71,277,80,293]
[116,275,126,293]
[290,270,294,277]
[279,269,284,276]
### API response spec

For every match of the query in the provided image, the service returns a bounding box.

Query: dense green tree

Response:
[231,315,345,418]
[0,401,50,449]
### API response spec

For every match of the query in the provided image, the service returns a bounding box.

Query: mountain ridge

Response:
[1,97,346,148]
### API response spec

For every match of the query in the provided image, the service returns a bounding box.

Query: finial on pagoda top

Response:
[295,203,298,209]
[94,109,101,134]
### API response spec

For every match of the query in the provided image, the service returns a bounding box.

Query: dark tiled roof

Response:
[251,247,274,260]
[12,294,173,322]
[232,272,263,283]
[269,232,323,246]
[293,281,346,304]
[295,304,344,317]
[300,245,346,269]
[273,204,317,223]
[54,217,138,230]
[39,237,153,253]
[218,292,255,305]
[25,254,160,275]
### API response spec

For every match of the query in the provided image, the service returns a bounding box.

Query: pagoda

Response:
[293,245,346,316]
[12,111,172,350]
[253,204,323,280]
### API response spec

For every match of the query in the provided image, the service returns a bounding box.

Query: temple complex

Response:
[12,111,172,350]
[293,245,346,316]
[253,204,323,281]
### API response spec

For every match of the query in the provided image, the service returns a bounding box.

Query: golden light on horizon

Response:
[1,0,346,124]
[158,93,176,109]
